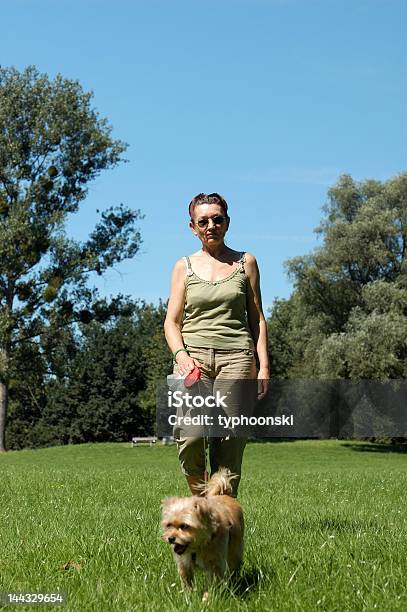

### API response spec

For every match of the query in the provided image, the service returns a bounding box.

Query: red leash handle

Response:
[183,366,201,388]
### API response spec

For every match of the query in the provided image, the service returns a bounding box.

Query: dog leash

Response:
[184,367,209,488]
[196,377,209,487]
[203,430,209,487]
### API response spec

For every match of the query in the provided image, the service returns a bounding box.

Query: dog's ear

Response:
[193,497,208,516]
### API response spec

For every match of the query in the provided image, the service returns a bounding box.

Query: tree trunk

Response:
[0,380,8,452]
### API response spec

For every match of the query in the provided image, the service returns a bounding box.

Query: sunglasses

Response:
[195,215,226,228]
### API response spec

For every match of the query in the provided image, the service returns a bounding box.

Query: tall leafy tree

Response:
[135,300,172,420]
[0,66,143,451]
[13,300,168,449]
[269,172,407,379]
[44,310,149,445]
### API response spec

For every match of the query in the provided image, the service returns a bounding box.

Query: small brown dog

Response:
[161,468,244,590]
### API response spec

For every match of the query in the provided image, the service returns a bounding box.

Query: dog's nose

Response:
[168,536,176,544]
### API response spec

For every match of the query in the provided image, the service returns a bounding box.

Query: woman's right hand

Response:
[176,352,202,376]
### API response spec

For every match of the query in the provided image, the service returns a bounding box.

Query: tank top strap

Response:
[238,251,246,272]
[183,256,194,276]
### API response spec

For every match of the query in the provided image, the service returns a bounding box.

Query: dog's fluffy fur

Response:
[161,468,244,589]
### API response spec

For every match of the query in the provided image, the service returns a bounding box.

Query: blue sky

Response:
[1,0,406,312]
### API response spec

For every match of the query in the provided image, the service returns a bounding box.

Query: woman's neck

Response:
[201,243,229,259]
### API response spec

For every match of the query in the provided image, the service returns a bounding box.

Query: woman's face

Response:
[189,203,229,246]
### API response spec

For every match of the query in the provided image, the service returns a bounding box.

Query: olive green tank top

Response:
[181,252,254,350]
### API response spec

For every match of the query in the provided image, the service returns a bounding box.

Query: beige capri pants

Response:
[173,345,257,496]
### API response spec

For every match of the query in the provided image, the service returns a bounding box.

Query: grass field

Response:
[1,440,406,611]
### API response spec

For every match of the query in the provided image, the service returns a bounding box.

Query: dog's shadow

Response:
[228,563,275,598]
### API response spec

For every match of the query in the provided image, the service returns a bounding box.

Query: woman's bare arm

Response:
[164,259,187,353]
[164,259,202,375]
[245,253,270,397]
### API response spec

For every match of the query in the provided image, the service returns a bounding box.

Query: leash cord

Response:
[197,379,209,487]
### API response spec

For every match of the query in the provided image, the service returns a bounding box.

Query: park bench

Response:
[131,436,157,447]
[131,436,175,446]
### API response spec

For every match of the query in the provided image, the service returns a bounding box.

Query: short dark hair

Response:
[188,193,229,220]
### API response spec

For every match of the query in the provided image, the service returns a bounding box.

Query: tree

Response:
[0,66,143,451]
[265,173,407,442]
[269,172,407,379]
[4,331,49,449]
[4,299,170,449]
[316,281,407,379]
[44,306,152,445]
[266,297,295,378]
[135,300,172,422]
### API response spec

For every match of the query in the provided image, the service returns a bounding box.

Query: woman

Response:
[164,193,269,497]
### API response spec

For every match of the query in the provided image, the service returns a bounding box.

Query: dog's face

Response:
[161,497,213,556]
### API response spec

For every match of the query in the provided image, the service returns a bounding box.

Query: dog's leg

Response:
[211,558,228,579]
[175,553,194,589]
[201,557,227,602]
[228,523,244,573]
[210,534,229,579]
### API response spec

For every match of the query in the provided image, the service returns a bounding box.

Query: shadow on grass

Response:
[341,442,407,454]
[297,516,379,534]
[229,563,276,598]
[248,438,308,444]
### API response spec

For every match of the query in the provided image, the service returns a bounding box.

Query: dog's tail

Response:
[198,468,238,497]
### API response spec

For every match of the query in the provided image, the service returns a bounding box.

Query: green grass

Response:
[1,440,406,611]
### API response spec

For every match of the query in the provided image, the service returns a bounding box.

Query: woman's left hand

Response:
[257,369,270,400]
